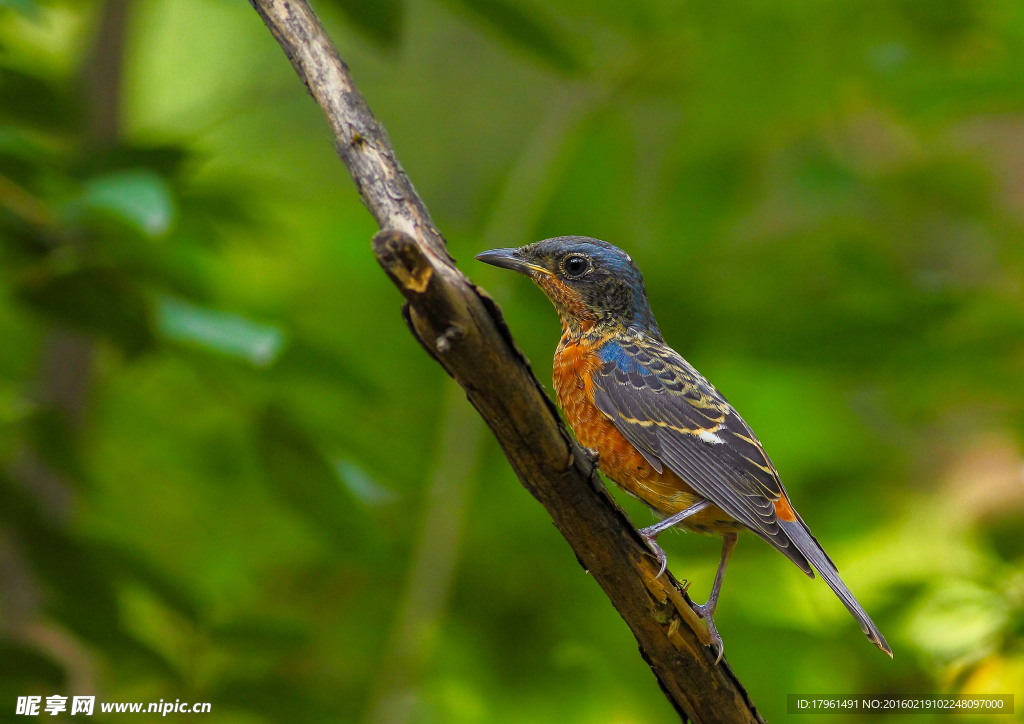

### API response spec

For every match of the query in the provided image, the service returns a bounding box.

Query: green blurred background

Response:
[1,0,1023,721]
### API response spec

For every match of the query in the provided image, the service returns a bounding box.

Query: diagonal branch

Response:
[248,2,766,722]
[364,88,600,724]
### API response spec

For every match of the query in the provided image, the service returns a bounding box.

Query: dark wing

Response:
[592,335,811,574]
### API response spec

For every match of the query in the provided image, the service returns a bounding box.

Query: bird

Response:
[476,236,891,662]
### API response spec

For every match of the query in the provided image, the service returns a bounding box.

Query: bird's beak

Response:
[475,248,548,275]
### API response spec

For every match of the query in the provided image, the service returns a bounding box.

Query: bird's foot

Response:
[582,447,600,465]
[638,526,668,579]
[691,601,725,664]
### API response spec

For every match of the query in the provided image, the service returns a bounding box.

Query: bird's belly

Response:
[553,341,742,535]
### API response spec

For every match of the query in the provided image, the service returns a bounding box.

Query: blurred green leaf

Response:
[323,0,403,46]
[100,544,202,624]
[77,170,175,237]
[0,126,55,164]
[906,581,1009,665]
[18,268,154,355]
[0,67,77,132]
[256,406,375,549]
[157,296,286,367]
[177,182,260,236]
[447,0,579,73]
[333,457,397,507]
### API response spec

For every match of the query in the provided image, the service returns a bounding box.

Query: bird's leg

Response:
[690,532,738,664]
[637,499,712,578]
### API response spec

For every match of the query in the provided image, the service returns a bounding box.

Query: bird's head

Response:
[476,236,659,338]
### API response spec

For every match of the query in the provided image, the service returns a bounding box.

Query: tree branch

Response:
[84,0,131,145]
[248,2,766,722]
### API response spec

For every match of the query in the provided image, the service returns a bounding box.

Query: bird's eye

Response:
[562,255,589,278]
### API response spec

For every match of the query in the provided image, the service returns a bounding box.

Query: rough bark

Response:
[248,2,766,722]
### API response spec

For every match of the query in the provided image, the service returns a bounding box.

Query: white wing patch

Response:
[698,429,725,445]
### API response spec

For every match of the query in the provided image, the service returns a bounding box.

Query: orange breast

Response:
[552,337,742,534]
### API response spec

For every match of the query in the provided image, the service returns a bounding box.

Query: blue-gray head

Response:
[476,236,660,337]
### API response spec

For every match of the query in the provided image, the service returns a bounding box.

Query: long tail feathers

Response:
[779,519,893,658]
